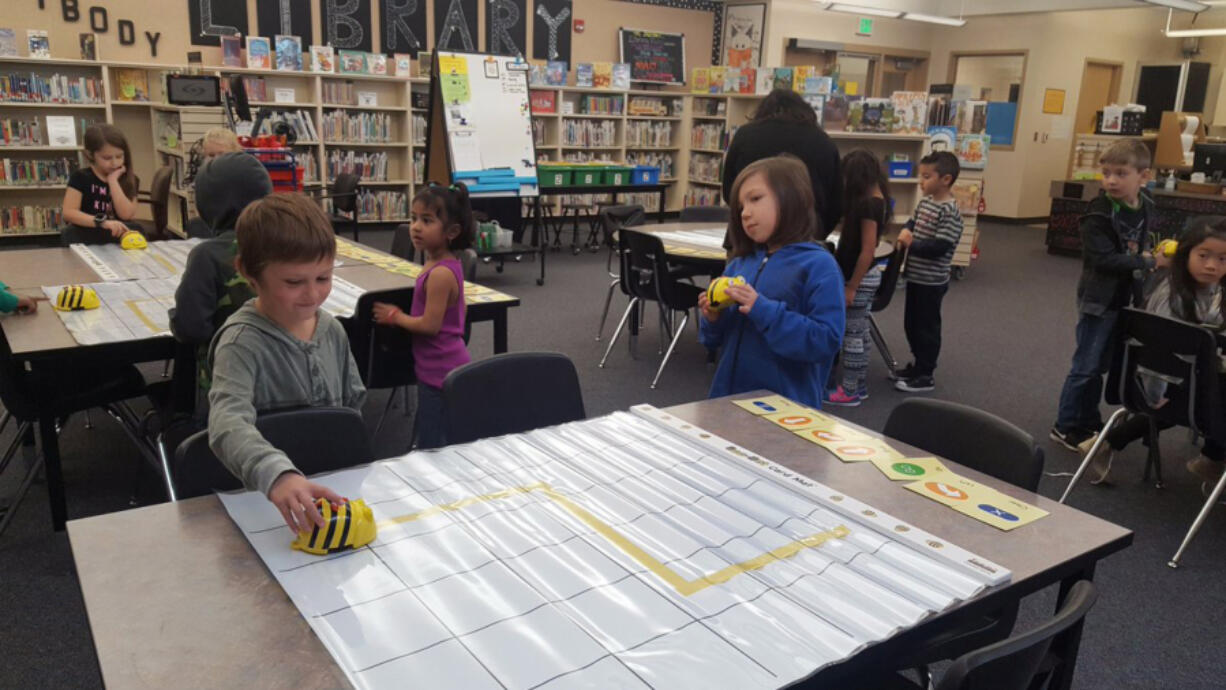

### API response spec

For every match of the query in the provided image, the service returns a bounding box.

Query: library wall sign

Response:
[38,0,165,55]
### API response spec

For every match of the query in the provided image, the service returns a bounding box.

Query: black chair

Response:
[325,173,361,242]
[868,241,907,376]
[679,205,730,224]
[0,332,160,536]
[1061,308,1226,568]
[345,288,417,441]
[875,581,1098,690]
[173,407,374,499]
[147,165,175,241]
[442,352,585,445]
[390,223,414,260]
[882,397,1045,683]
[600,229,703,389]
[595,204,645,341]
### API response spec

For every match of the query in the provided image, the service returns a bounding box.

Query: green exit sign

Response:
[857,17,874,36]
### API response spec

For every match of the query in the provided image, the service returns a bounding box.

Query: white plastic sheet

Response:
[220,407,1010,689]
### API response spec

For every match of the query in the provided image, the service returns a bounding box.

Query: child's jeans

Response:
[841,267,883,393]
[415,384,447,450]
[1055,309,1120,433]
[903,281,948,377]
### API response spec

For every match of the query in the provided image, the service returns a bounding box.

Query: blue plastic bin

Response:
[888,161,914,178]
[632,166,661,185]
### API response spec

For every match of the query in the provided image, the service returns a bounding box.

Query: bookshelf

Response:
[0,55,430,240]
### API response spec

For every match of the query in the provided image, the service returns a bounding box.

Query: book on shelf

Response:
[722,67,739,94]
[0,29,15,58]
[803,95,825,125]
[369,53,387,76]
[691,68,709,94]
[339,50,367,74]
[240,76,268,102]
[849,97,891,133]
[418,51,433,78]
[246,37,271,69]
[612,63,631,91]
[926,126,957,155]
[891,91,928,134]
[1,205,63,234]
[956,133,990,170]
[221,35,242,67]
[1,73,103,104]
[823,94,850,132]
[114,68,149,102]
[592,62,612,89]
[0,156,77,186]
[79,33,96,61]
[26,30,50,59]
[530,89,556,114]
[529,64,547,87]
[773,67,793,92]
[393,53,412,77]
[275,35,303,71]
[792,66,815,93]
[804,76,832,96]
[575,63,593,88]
[44,115,77,146]
[951,178,982,215]
[708,67,726,94]
[955,100,988,135]
[738,68,755,94]
[310,45,335,73]
[545,61,566,86]
[755,69,773,95]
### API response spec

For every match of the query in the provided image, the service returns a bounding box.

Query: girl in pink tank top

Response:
[372,182,475,448]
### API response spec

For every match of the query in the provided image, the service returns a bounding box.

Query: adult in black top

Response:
[835,196,888,280]
[722,89,842,238]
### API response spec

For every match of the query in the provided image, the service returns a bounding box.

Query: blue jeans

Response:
[1055,310,1120,432]
[415,384,447,450]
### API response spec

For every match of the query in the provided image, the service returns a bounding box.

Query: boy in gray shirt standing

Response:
[208,194,366,534]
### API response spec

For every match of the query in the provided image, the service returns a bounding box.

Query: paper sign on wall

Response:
[273,88,296,103]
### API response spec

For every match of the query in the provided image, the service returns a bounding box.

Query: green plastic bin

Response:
[571,166,604,187]
[602,166,632,186]
[538,165,572,187]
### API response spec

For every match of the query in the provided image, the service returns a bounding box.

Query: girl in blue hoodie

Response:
[699,155,845,409]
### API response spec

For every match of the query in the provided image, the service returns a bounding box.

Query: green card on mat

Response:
[871,456,951,481]
[732,394,804,416]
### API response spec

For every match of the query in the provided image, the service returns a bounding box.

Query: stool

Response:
[557,203,589,254]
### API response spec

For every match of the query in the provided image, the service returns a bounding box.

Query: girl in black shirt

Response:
[827,150,892,406]
[61,124,138,244]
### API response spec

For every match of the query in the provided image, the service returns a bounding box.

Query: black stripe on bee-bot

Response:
[337,504,352,549]
[321,506,339,551]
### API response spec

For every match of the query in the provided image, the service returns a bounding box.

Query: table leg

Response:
[493,309,508,354]
[40,415,67,531]
[658,188,666,223]
[1048,562,1097,690]
[535,197,547,286]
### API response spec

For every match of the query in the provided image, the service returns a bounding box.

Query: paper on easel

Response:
[449,131,483,171]
[905,474,1049,531]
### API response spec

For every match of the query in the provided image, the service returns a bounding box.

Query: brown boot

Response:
[1187,455,1225,485]
[1079,435,1114,485]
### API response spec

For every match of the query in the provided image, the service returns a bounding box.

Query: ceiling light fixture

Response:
[1163,7,1226,34]
[902,12,968,26]
[1143,0,1210,12]
[824,3,903,19]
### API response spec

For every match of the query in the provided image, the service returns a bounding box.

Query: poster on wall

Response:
[436,0,479,52]
[382,0,428,55]
[533,0,572,65]
[319,0,373,53]
[258,0,314,47]
[487,0,528,57]
[187,0,249,47]
[723,3,765,68]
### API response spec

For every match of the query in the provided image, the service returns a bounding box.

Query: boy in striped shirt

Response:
[893,151,964,392]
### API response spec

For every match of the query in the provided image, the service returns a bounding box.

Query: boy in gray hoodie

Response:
[208,194,366,533]
[170,152,273,415]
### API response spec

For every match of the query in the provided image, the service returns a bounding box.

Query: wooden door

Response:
[1075,60,1122,134]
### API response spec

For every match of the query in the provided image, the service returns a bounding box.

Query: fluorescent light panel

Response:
[903,12,967,26]
[1144,0,1210,12]
[825,3,903,18]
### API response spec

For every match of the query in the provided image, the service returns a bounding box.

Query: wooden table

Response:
[0,241,519,531]
[639,221,894,267]
[69,394,1131,689]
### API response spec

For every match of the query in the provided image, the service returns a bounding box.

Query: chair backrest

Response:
[679,205,731,225]
[623,229,695,311]
[458,247,478,283]
[148,165,174,239]
[1105,307,1226,443]
[600,204,646,275]
[345,288,416,390]
[390,223,414,260]
[173,407,374,499]
[936,581,1098,690]
[883,398,1044,492]
[442,352,585,445]
[871,241,907,313]
[331,173,361,214]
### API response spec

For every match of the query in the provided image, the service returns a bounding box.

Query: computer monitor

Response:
[1193,142,1226,182]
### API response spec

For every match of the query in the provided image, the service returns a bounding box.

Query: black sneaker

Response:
[895,376,935,393]
[889,363,916,382]
[1049,426,1094,452]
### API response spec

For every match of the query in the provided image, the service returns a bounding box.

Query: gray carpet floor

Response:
[2,222,1224,688]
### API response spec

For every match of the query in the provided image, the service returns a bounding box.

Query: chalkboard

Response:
[618,28,685,86]
[428,51,538,198]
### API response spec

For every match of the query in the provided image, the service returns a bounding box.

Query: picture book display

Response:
[611,63,631,91]
[575,63,594,88]
[275,35,303,71]
[592,62,612,89]
[339,50,367,74]
[0,29,16,58]
[310,45,335,73]
[691,67,709,94]
[246,37,271,70]
[369,53,387,76]
[78,33,96,61]
[393,53,412,77]
[221,35,242,67]
[957,134,990,170]
[418,51,433,78]
[545,61,566,86]
[113,68,150,102]
[708,67,727,94]
[27,30,50,59]
[926,125,958,155]
[890,91,928,134]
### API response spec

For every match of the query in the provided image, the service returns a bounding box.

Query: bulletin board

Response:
[425,50,539,197]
